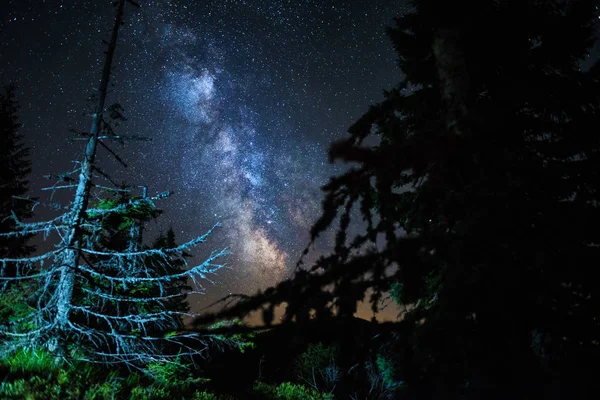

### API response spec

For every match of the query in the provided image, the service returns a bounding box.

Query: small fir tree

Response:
[0,0,228,366]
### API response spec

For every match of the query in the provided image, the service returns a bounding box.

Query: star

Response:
[0,0,408,307]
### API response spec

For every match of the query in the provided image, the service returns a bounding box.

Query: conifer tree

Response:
[0,0,227,366]
[0,85,34,260]
[196,0,600,396]
[0,85,35,328]
[317,0,600,393]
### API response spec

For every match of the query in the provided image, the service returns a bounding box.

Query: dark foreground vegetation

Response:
[0,317,595,399]
[2,0,600,398]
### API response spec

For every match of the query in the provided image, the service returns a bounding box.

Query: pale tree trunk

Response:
[54,0,126,336]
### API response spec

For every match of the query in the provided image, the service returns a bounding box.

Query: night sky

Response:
[0,0,406,311]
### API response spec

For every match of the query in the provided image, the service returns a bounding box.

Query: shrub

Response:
[205,319,256,354]
[0,348,93,399]
[0,348,213,400]
[293,343,339,392]
[254,381,333,400]
[375,354,404,390]
[192,392,219,400]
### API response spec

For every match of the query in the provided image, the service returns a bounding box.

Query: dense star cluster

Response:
[0,0,406,306]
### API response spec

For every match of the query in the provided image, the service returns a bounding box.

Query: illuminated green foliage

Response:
[206,319,256,353]
[0,282,37,332]
[192,392,219,400]
[294,343,337,375]
[2,348,62,376]
[375,355,403,390]
[145,358,206,391]
[87,196,160,231]
[0,348,92,399]
[293,342,338,392]
[389,281,403,306]
[254,381,333,400]
[0,349,217,400]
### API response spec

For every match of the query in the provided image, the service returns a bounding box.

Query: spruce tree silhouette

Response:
[0,85,34,261]
[195,1,600,397]
[0,85,36,328]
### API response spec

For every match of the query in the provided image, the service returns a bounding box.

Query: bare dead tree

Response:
[0,0,232,366]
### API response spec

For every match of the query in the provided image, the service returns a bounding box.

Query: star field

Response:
[0,0,406,308]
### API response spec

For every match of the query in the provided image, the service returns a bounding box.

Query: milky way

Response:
[0,0,406,307]
[149,17,325,291]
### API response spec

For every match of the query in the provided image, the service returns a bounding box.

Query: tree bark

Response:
[54,0,126,334]
[432,27,471,137]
